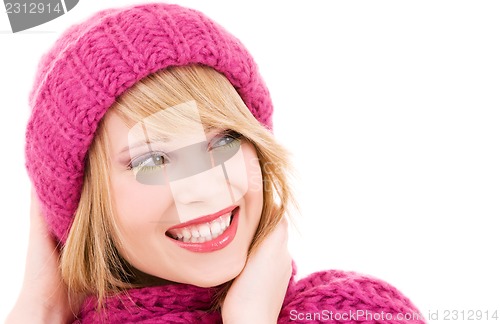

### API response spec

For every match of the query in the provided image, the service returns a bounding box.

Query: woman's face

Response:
[104,105,263,287]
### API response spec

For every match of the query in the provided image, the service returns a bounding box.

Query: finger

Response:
[266,216,289,247]
[29,188,55,241]
[29,187,45,234]
[29,187,40,219]
[26,187,59,275]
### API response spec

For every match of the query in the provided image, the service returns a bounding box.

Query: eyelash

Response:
[126,130,242,171]
[209,130,241,150]
[127,152,168,172]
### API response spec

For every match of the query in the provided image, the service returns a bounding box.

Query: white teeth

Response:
[210,221,221,236]
[167,211,233,243]
[199,224,211,237]
[182,228,191,240]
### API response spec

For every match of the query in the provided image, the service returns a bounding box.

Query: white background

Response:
[1,1,499,322]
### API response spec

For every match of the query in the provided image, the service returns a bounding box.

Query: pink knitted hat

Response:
[25,3,273,242]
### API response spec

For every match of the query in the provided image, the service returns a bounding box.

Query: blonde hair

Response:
[61,65,294,309]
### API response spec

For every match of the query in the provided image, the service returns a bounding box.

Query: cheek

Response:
[242,144,263,195]
[241,144,264,236]
[111,174,174,229]
[217,142,262,204]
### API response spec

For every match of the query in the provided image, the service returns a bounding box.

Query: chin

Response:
[187,259,246,288]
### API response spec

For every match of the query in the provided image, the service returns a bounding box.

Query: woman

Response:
[9,3,424,323]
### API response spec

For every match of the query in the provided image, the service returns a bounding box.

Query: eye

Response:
[210,131,242,150]
[129,152,169,170]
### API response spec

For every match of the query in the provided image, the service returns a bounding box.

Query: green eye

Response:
[130,152,168,171]
[210,131,241,150]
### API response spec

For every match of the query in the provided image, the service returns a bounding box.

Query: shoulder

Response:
[279,269,426,323]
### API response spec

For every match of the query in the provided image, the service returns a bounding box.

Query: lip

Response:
[166,205,237,231]
[165,206,239,253]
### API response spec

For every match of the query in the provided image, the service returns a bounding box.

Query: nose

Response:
[169,165,234,223]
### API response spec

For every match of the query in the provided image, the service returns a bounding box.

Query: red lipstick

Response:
[165,206,239,253]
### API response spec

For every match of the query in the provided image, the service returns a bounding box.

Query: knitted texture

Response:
[25,3,273,242]
[76,267,426,323]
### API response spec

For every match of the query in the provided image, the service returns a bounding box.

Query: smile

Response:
[165,206,239,253]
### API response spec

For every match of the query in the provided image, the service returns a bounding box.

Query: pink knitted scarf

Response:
[76,266,425,323]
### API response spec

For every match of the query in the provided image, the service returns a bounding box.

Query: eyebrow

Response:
[119,139,169,155]
[119,121,171,155]
[118,128,224,155]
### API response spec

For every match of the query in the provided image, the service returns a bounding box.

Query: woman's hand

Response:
[222,218,292,324]
[6,189,83,324]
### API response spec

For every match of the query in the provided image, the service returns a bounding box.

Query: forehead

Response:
[128,101,207,151]
[105,102,214,156]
